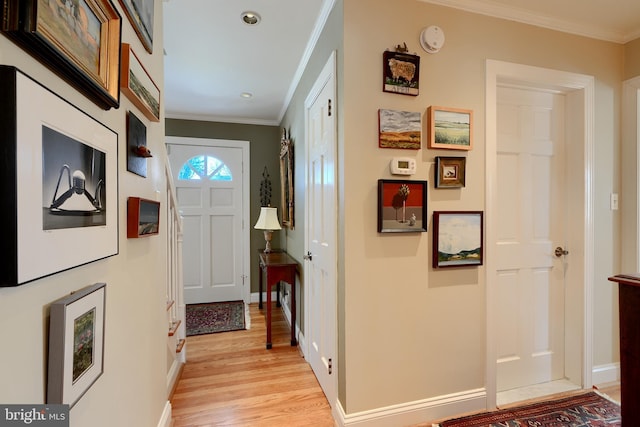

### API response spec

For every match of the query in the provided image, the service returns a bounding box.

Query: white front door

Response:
[495,86,567,391]
[305,52,337,406]
[167,139,249,304]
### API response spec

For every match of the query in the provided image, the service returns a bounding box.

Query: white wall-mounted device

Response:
[390,157,417,175]
[420,25,445,54]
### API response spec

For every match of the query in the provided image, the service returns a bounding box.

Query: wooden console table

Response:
[608,273,640,425]
[258,250,298,349]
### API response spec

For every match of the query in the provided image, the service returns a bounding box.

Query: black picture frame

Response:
[0,66,119,287]
[1,0,122,109]
[127,111,148,177]
[377,179,428,233]
[433,211,484,268]
[382,50,420,96]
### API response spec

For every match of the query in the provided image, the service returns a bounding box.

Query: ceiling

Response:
[162,0,640,126]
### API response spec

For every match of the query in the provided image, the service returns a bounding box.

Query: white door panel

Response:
[168,142,247,304]
[305,52,337,406]
[496,86,566,391]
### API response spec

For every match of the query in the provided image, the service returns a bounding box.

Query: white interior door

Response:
[305,52,337,406]
[167,140,248,304]
[495,86,567,391]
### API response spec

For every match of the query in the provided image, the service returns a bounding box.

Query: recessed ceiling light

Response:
[240,92,253,99]
[241,11,261,25]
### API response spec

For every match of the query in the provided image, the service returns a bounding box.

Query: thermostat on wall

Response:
[390,157,416,175]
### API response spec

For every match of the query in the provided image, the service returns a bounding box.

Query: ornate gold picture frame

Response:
[280,129,294,229]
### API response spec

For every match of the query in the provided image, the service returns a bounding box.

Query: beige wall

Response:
[0,2,170,426]
[624,38,640,79]
[337,0,623,414]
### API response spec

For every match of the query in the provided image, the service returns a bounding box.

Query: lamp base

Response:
[263,230,273,253]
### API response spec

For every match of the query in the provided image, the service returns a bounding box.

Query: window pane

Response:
[177,155,232,181]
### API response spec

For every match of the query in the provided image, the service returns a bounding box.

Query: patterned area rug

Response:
[436,391,620,427]
[186,301,245,336]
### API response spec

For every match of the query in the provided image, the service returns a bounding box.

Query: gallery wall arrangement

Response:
[377,41,483,268]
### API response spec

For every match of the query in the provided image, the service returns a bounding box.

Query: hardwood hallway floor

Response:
[170,303,335,427]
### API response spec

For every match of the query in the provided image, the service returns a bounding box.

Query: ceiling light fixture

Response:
[240,92,253,99]
[241,11,261,25]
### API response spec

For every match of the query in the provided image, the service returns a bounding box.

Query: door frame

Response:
[165,136,251,304]
[485,60,595,409]
[622,76,640,272]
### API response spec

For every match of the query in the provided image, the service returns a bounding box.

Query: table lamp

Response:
[254,207,282,253]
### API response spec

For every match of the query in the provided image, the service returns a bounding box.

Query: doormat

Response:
[434,391,620,427]
[186,301,245,336]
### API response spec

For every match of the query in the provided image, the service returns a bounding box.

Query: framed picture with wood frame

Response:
[1,0,122,109]
[120,44,160,121]
[435,156,466,188]
[428,106,473,150]
[118,0,154,53]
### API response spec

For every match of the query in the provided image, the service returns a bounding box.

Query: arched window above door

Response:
[177,155,232,181]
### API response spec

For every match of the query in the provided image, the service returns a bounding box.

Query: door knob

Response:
[303,251,313,261]
[555,246,569,257]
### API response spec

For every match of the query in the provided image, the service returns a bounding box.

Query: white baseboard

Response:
[592,363,620,385]
[334,388,486,427]
[157,401,172,427]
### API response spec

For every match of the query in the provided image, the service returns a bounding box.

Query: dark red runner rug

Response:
[186,301,245,336]
[437,391,620,427]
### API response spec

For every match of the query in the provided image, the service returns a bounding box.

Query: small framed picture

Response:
[428,106,473,150]
[433,211,483,268]
[378,109,421,149]
[435,157,466,188]
[47,283,106,408]
[382,51,420,96]
[377,180,428,233]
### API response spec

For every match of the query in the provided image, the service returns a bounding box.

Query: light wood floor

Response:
[171,302,621,427]
[170,303,335,427]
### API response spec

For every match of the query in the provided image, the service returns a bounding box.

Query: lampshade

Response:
[254,207,282,231]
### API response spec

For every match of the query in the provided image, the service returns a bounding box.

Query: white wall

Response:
[0,1,170,425]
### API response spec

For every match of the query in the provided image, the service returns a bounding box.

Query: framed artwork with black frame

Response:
[377,179,427,233]
[433,211,483,268]
[383,50,420,96]
[0,66,118,287]
[47,282,106,408]
[435,156,466,188]
[1,0,122,109]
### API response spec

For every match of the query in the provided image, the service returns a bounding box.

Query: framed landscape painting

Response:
[433,211,483,268]
[378,109,421,149]
[48,283,106,408]
[1,0,121,109]
[121,43,161,121]
[428,106,473,150]
[118,0,154,53]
